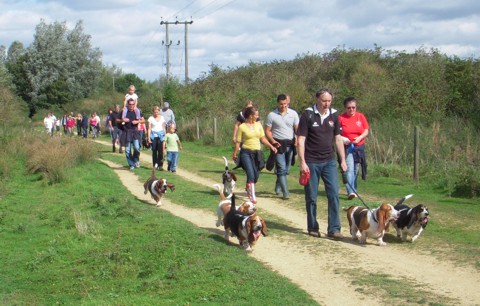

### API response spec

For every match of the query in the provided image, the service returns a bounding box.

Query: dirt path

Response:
[97,140,480,305]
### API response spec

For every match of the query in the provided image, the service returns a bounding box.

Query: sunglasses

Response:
[346,106,356,110]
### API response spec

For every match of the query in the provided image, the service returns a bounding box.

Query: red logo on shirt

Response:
[328,120,334,127]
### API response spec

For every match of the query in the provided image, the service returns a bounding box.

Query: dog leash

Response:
[342,172,378,223]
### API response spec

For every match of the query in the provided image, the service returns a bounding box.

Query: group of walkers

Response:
[107,85,182,172]
[43,111,102,138]
[231,88,369,239]
[44,85,369,239]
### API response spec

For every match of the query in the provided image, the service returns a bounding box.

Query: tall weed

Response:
[25,135,96,184]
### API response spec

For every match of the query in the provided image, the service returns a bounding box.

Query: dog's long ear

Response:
[407,205,420,228]
[230,172,237,182]
[377,205,386,234]
[260,217,268,236]
[168,183,175,192]
[246,218,252,234]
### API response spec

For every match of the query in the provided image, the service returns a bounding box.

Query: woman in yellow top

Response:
[232,106,277,204]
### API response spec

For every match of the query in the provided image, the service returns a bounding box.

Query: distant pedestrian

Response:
[121,98,145,170]
[147,106,166,170]
[90,113,99,138]
[165,124,182,173]
[110,104,124,153]
[43,113,54,136]
[121,84,141,119]
[81,112,89,138]
[61,112,68,133]
[66,114,76,136]
[76,113,82,136]
[160,101,175,129]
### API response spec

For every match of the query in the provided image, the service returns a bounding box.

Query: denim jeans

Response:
[345,152,360,195]
[167,151,179,171]
[304,158,341,234]
[275,146,294,176]
[275,145,294,196]
[125,138,140,168]
[240,150,259,183]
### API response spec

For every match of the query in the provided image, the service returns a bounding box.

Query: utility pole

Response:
[160,19,193,82]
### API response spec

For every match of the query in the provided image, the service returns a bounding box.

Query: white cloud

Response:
[1,0,479,81]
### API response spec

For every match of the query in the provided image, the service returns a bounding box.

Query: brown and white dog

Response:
[143,166,175,207]
[343,203,399,246]
[222,156,237,198]
[224,193,267,252]
[213,184,256,228]
[392,194,429,242]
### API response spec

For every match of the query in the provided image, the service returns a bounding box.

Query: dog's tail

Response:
[230,193,236,211]
[152,163,158,177]
[396,194,413,207]
[213,183,227,201]
[222,156,229,170]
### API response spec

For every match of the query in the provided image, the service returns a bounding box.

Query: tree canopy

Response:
[5,20,102,117]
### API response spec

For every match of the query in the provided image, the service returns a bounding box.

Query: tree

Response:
[19,19,102,116]
[6,41,25,65]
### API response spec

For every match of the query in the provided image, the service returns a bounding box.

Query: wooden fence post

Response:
[196,117,200,140]
[213,117,217,143]
[413,126,419,183]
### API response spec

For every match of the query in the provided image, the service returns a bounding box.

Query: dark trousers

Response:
[151,137,164,168]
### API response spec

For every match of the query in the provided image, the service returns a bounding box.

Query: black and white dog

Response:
[222,156,237,198]
[392,194,430,242]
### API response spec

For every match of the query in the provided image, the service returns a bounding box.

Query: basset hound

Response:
[213,184,256,229]
[222,156,237,198]
[225,193,267,252]
[343,203,399,246]
[143,166,175,207]
[392,194,429,242]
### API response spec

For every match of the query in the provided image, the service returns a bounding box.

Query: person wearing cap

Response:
[160,101,176,129]
[296,88,347,239]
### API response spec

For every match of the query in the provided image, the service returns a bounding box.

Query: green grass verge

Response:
[0,155,316,305]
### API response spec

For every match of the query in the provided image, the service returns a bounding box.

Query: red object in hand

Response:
[299,171,310,186]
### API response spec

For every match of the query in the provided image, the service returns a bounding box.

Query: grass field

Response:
[0,141,316,305]
[1,134,479,305]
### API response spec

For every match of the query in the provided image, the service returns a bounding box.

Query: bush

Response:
[25,135,97,184]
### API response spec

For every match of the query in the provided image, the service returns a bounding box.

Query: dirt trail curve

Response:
[96,140,479,305]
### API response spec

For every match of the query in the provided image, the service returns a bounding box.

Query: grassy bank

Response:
[0,148,316,305]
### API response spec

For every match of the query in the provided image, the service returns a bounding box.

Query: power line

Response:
[168,0,199,21]
[196,0,237,20]
[190,0,222,17]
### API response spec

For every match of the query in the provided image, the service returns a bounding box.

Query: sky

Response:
[1,0,479,82]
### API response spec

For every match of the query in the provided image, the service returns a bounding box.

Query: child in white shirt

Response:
[122,84,141,118]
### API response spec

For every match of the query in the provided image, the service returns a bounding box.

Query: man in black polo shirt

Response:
[297,88,347,239]
[121,98,145,170]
